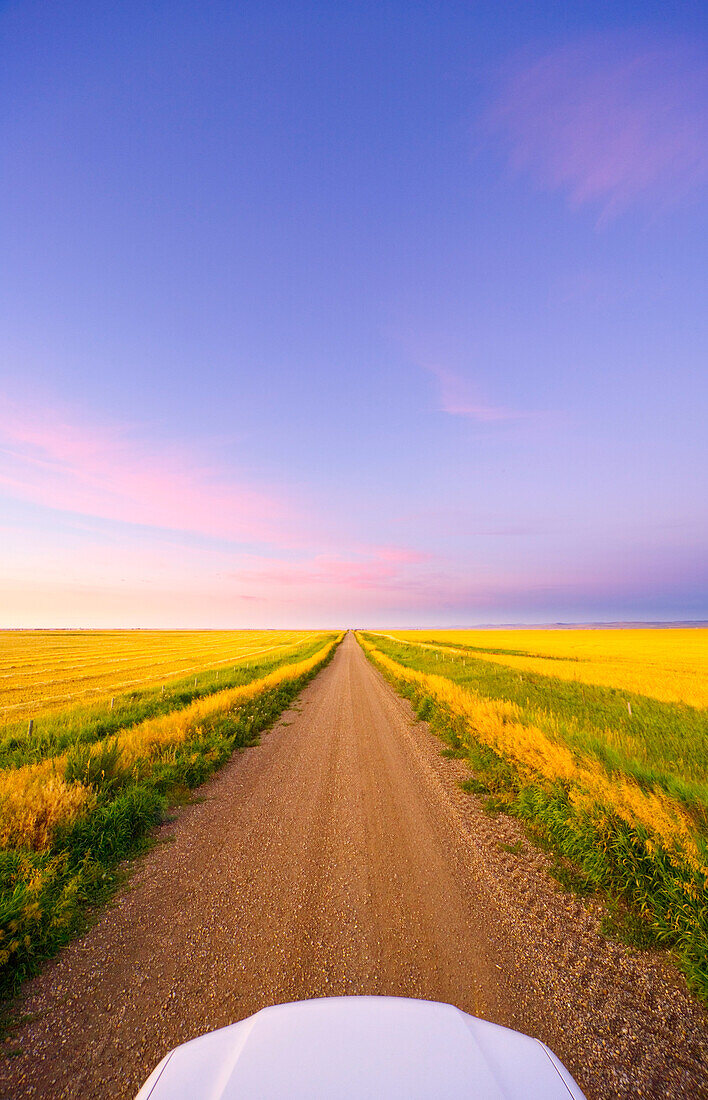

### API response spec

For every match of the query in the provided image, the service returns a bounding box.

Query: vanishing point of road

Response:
[2,633,706,1099]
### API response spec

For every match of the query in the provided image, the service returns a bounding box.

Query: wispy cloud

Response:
[425,364,531,422]
[488,32,708,220]
[234,547,432,594]
[0,397,293,545]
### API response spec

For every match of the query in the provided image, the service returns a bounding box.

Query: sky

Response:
[1,0,707,628]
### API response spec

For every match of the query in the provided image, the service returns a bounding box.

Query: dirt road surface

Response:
[2,633,706,1098]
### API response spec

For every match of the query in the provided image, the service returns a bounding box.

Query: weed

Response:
[500,841,524,856]
[459,777,488,795]
[600,899,658,950]
[64,740,130,794]
[549,858,596,896]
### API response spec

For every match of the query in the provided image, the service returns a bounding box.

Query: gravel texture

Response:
[1,632,706,1098]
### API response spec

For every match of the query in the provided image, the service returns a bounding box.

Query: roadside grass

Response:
[359,632,708,1003]
[0,636,340,1003]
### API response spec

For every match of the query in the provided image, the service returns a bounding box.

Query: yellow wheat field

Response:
[0,629,327,722]
[381,628,708,708]
[0,636,339,851]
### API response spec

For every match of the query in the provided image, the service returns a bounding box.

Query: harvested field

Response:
[0,629,323,720]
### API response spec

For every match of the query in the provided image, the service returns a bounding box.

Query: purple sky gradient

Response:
[1,2,707,627]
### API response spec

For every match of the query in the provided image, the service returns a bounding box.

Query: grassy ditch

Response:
[0,635,340,1001]
[359,632,708,1002]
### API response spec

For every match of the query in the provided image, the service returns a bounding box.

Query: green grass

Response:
[0,638,339,1004]
[413,637,581,661]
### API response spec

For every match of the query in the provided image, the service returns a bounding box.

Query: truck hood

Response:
[136,996,585,1099]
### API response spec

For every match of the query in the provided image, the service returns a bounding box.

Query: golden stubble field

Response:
[0,629,322,723]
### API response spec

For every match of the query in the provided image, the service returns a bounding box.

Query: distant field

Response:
[386,628,708,708]
[0,629,339,998]
[0,629,319,722]
[360,628,708,999]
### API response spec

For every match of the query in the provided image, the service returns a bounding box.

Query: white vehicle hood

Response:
[136,996,586,1099]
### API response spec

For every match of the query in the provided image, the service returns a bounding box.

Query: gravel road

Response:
[1,632,706,1098]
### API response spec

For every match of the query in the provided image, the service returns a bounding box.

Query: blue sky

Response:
[1,1,707,626]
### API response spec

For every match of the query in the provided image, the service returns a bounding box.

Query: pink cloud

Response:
[0,397,294,544]
[489,33,708,220]
[424,365,530,422]
[234,547,433,594]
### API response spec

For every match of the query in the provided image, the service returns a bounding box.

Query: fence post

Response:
[28,718,34,735]
[110,697,114,710]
